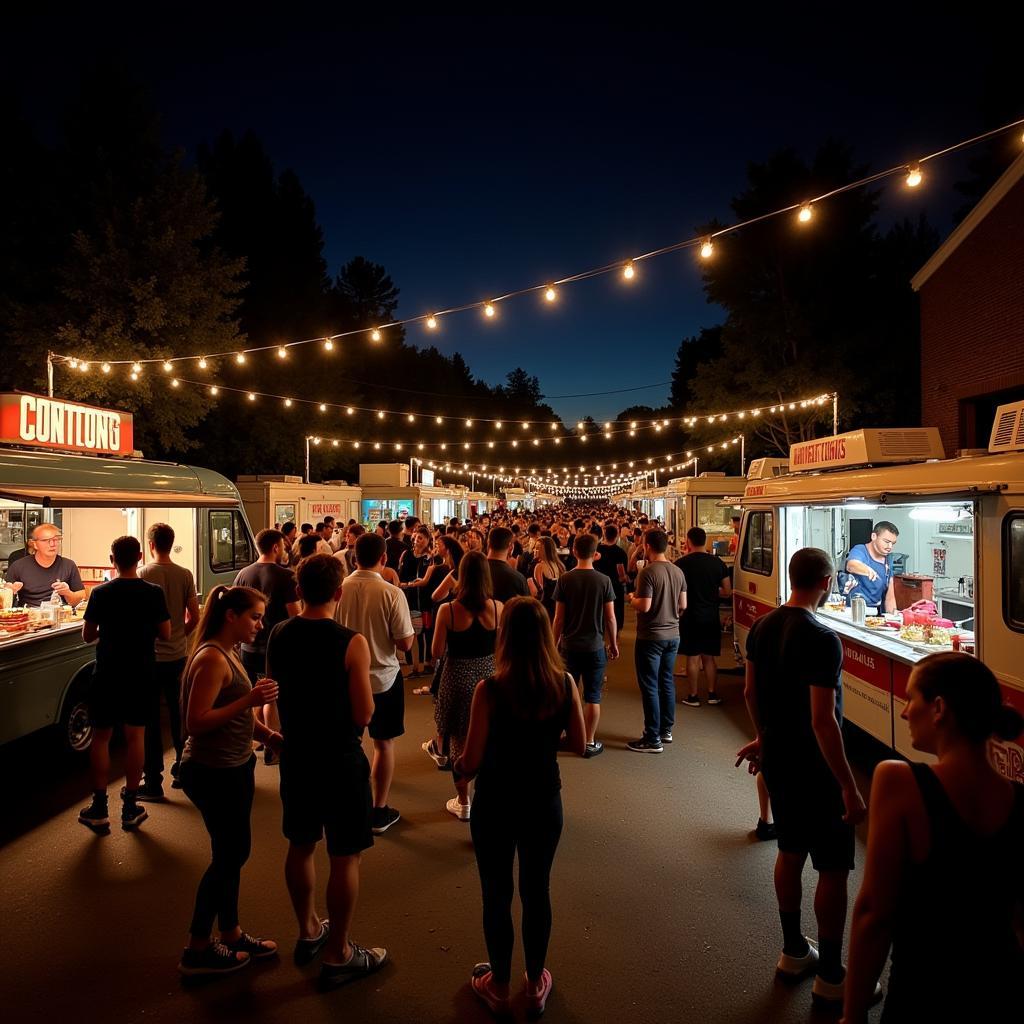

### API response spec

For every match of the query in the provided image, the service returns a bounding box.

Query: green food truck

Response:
[0,392,255,752]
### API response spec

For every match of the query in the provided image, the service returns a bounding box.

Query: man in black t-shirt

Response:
[595,524,629,631]
[266,554,386,987]
[736,548,866,1005]
[675,527,732,707]
[79,536,171,833]
[485,527,529,602]
[385,521,407,572]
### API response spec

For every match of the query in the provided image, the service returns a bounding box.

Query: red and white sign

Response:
[307,502,343,518]
[0,393,134,456]
[733,595,775,629]
[790,434,852,472]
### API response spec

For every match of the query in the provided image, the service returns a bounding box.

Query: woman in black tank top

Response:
[844,653,1024,1023]
[455,596,587,1018]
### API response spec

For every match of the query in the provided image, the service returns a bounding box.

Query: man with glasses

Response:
[5,523,86,608]
[843,521,899,613]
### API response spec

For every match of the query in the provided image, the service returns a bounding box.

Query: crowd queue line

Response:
[40,501,1021,1021]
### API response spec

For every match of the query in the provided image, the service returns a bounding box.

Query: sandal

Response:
[471,963,510,1016]
[524,968,552,1019]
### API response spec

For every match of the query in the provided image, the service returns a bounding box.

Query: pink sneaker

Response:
[471,963,510,1016]
[525,968,552,1019]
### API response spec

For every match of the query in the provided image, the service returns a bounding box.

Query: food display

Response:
[0,609,29,636]
[899,624,926,643]
[864,616,888,628]
[926,626,952,646]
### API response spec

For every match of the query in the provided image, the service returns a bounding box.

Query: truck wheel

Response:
[59,678,93,753]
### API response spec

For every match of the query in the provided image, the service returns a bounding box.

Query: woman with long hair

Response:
[413,536,464,697]
[176,585,282,977]
[456,597,586,1018]
[842,653,1024,1023]
[528,536,565,620]
[430,551,502,819]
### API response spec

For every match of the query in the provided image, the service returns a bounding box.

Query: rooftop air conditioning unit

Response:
[747,457,789,479]
[698,471,726,477]
[789,428,945,473]
[989,401,1024,454]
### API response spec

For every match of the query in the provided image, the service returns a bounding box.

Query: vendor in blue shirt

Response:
[843,520,899,613]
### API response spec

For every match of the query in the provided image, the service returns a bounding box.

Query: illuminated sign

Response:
[0,393,134,456]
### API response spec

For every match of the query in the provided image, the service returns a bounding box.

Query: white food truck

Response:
[235,476,362,533]
[732,406,1024,781]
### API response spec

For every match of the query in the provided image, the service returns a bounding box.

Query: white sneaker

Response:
[776,937,819,978]
[811,970,883,1004]
[445,796,471,821]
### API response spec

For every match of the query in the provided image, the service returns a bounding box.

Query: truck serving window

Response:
[209,510,253,574]
[741,511,773,575]
[1005,513,1024,633]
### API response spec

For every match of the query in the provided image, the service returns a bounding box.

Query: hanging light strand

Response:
[50,118,1024,372]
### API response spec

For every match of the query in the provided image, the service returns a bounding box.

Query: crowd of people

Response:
[63,501,1023,1019]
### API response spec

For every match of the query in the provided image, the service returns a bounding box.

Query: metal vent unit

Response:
[789,428,945,473]
[876,429,941,457]
[746,457,790,479]
[988,400,1024,454]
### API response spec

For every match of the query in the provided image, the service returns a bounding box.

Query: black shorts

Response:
[280,754,373,857]
[762,767,855,872]
[679,616,721,657]
[368,671,405,741]
[89,669,153,729]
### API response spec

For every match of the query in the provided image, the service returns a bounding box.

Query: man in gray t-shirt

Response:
[137,523,200,797]
[627,530,687,752]
[552,533,618,758]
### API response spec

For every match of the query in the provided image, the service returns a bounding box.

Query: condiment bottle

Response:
[852,595,866,625]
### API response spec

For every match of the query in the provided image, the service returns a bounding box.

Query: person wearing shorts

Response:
[552,532,618,758]
[736,547,866,1007]
[336,533,414,835]
[78,536,170,832]
[268,554,387,989]
[675,527,731,707]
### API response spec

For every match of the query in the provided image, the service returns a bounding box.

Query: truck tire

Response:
[59,672,94,753]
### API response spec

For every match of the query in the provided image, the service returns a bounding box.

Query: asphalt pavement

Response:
[1,612,886,1024]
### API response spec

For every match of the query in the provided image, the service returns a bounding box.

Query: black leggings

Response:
[180,756,255,937]
[470,790,563,984]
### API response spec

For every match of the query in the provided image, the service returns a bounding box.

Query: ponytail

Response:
[184,585,265,678]
[914,652,1023,743]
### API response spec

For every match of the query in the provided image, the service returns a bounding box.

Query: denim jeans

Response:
[634,637,679,741]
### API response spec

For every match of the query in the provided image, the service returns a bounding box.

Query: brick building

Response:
[912,151,1024,454]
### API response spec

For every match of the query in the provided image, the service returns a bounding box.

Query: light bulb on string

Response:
[798,203,813,223]
[426,315,438,330]
[371,328,382,342]
[319,403,327,412]
[484,303,496,318]
[277,346,288,359]
[198,357,207,370]
[436,416,443,425]
[170,378,179,388]
[623,262,635,280]
[235,352,246,364]
[210,386,219,396]
[544,286,557,302]
[284,398,293,408]
[130,371,139,382]
[905,164,923,188]
[132,362,143,374]
[323,339,334,351]
[377,411,385,420]
[700,238,714,259]
[248,393,257,402]
[347,407,354,415]
[102,363,111,374]
[163,361,173,372]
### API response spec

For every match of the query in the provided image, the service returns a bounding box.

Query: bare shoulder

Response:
[870,759,915,801]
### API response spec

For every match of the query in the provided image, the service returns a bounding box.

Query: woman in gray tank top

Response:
[177,585,283,978]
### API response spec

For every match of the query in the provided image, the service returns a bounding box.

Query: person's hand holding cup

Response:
[251,676,279,706]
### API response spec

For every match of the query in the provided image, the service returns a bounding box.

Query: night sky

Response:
[7,16,1012,423]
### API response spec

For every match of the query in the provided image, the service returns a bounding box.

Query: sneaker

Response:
[371,806,401,834]
[707,692,722,705]
[294,920,330,966]
[660,732,673,744]
[422,738,449,769]
[525,968,553,1019]
[471,963,511,1015]
[810,973,883,1005]
[584,741,604,758]
[755,818,777,841]
[121,783,166,803]
[264,749,279,767]
[78,799,109,831]
[224,931,278,960]
[776,937,818,978]
[681,694,701,708]
[626,737,664,753]
[178,941,251,977]
[170,761,183,790]
[446,796,471,821]
[319,941,387,990]
[121,802,148,830]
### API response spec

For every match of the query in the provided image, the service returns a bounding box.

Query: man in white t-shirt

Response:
[336,532,414,835]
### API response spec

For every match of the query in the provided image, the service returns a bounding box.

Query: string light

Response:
[484,303,496,318]
[130,371,139,381]
[198,357,207,369]
[623,262,635,280]
[248,393,257,402]
[319,403,327,412]
[102,363,111,374]
[52,118,1024,376]
[278,346,288,359]
[426,315,438,330]
[284,398,293,407]
[132,362,142,374]
[171,378,179,388]
[323,339,334,351]
[209,386,219,396]
[798,203,813,223]
[235,352,246,364]
[163,361,173,372]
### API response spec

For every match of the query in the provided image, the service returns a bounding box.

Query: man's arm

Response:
[810,686,865,823]
[345,633,375,728]
[603,601,618,659]
[184,578,201,636]
[552,602,565,649]
[883,576,896,614]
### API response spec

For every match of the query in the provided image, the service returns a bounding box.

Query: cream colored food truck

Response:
[359,464,471,526]
[0,393,255,752]
[235,476,362,532]
[732,409,1024,780]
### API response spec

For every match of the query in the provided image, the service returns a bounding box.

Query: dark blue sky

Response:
[8,16,1011,422]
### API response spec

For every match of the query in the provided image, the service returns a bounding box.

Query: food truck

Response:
[235,476,362,532]
[0,393,255,752]
[662,474,746,561]
[359,464,470,526]
[732,408,1024,779]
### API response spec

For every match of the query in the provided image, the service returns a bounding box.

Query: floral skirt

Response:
[434,654,494,744]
